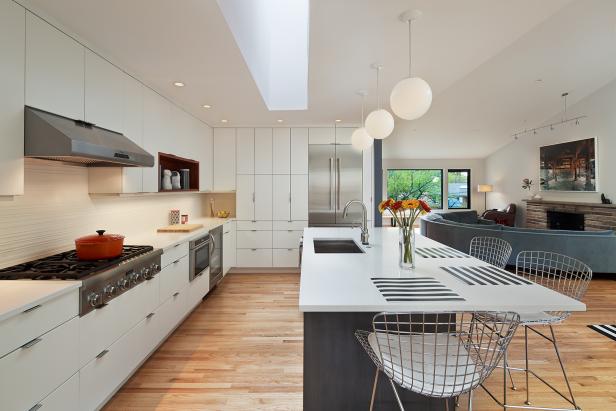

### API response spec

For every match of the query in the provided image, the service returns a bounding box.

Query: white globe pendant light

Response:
[390,10,432,121]
[365,64,395,139]
[351,90,373,151]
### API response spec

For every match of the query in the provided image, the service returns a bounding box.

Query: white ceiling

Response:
[20,0,616,159]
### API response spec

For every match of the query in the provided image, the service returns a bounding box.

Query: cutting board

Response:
[157,224,203,233]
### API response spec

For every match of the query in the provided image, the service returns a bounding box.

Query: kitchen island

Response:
[299,227,586,410]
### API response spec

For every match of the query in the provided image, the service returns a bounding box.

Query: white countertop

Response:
[299,227,587,313]
[0,280,81,322]
[0,217,231,323]
[127,217,232,250]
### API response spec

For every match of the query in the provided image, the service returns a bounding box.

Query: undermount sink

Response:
[313,239,364,254]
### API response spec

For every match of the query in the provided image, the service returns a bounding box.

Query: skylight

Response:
[217,0,309,111]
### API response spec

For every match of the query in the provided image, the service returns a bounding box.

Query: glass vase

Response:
[398,227,416,270]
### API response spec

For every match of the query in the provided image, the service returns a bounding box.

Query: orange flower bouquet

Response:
[378,198,432,269]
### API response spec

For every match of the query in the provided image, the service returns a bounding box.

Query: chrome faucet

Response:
[343,200,369,245]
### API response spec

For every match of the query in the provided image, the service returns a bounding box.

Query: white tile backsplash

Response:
[0,159,204,268]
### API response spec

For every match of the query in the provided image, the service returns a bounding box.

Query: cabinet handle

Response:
[173,259,180,264]
[21,338,42,349]
[173,292,180,297]
[287,248,293,251]
[289,192,291,203]
[146,312,155,319]
[96,349,109,359]
[173,244,180,248]
[224,231,230,234]
[28,404,43,411]
[251,248,257,251]
[23,304,42,313]
[251,229,257,232]
[288,230,293,232]
[252,192,255,203]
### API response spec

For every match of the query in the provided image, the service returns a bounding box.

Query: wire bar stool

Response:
[470,236,513,269]
[355,311,521,411]
[482,251,592,411]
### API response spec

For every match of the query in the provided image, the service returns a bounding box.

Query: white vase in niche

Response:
[162,169,172,190]
[171,171,181,190]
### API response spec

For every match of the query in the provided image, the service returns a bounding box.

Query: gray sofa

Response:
[420,210,616,274]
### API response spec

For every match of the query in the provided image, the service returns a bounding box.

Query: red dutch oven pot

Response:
[75,230,125,260]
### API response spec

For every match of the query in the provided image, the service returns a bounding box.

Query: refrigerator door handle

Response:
[329,157,334,210]
[336,158,341,210]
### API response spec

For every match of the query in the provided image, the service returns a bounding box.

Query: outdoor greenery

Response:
[387,169,443,209]
[447,169,470,209]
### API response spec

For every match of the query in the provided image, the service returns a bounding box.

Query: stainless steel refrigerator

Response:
[308,144,363,226]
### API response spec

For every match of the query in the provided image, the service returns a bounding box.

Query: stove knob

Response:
[151,263,161,273]
[103,285,116,297]
[133,271,142,282]
[141,267,151,279]
[117,277,129,290]
[87,292,101,307]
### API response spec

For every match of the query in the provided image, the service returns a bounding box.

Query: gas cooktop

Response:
[0,245,154,280]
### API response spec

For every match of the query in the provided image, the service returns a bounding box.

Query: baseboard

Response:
[228,267,300,274]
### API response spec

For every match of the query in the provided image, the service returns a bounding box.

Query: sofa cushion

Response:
[439,211,479,224]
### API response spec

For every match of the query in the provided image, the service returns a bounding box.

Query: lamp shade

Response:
[351,127,373,151]
[390,77,432,120]
[365,109,394,139]
[477,184,493,193]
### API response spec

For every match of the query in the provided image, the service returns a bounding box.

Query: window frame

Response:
[386,168,444,210]
[447,168,472,210]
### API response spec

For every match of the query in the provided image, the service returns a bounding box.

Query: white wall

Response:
[0,160,205,268]
[485,77,616,226]
[382,158,486,212]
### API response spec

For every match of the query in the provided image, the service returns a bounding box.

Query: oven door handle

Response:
[208,232,216,253]
[192,239,210,252]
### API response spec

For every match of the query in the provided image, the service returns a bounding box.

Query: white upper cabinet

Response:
[84,50,124,132]
[272,175,291,221]
[291,174,309,220]
[290,128,309,174]
[0,0,25,196]
[121,75,144,193]
[254,128,273,174]
[142,89,170,192]
[335,127,354,144]
[254,175,273,220]
[308,128,335,145]
[236,128,254,174]
[25,12,84,120]
[272,128,291,174]
[213,128,236,191]
[193,118,213,192]
[236,174,254,220]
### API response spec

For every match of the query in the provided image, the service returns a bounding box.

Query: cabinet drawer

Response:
[0,317,79,411]
[161,242,189,268]
[236,230,272,249]
[272,220,308,231]
[79,275,159,367]
[236,249,272,267]
[0,289,78,358]
[187,268,210,311]
[273,249,300,268]
[35,372,79,411]
[79,316,147,411]
[236,220,273,231]
[273,230,303,249]
[159,255,189,303]
[144,286,188,355]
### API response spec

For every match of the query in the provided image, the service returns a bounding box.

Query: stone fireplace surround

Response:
[524,199,616,231]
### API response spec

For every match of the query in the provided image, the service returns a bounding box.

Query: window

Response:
[387,169,443,209]
[447,169,471,209]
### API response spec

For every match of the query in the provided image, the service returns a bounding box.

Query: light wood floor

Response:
[104,273,616,411]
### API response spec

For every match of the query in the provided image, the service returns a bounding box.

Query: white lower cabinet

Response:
[236,230,273,249]
[236,249,273,267]
[0,316,79,411]
[222,221,236,275]
[273,249,300,267]
[144,286,189,354]
[159,255,189,303]
[36,372,79,411]
[273,230,303,249]
[79,275,159,367]
[187,268,210,311]
[79,315,148,411]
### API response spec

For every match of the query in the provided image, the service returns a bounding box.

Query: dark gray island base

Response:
[304,312,454,411]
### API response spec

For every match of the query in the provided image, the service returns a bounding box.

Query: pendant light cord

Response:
[375,66,381,109]
[408,19,412,77]
[361,94,365,125]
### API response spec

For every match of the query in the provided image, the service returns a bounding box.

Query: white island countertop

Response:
[299,227,587,314]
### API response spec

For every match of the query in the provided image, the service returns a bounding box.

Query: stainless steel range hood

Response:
[24,106,154,167]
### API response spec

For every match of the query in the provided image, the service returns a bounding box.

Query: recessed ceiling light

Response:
[173,81,185,87]
[202,104,212,109]
[335,119,342,123]
[277,119,283,123]
[535,79,543,82]
[221,119,228,123]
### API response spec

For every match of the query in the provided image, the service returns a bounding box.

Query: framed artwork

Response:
[540,137,597,192]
